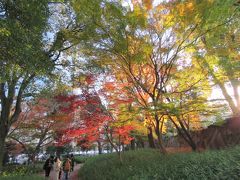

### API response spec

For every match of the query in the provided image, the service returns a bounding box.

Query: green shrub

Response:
[79,147,240,180]
[0,163,43,178]
[74,155,92,164]
[0,175,44,180]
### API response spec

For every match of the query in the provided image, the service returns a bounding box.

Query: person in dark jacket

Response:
[70,154,75,172]
[43,155,54,178]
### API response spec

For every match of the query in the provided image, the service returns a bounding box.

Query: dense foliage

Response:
[0,163,43,179]
[74,155,91,164]
[79,147,240,180]
[1,0,240,178]
[0,176,43,180]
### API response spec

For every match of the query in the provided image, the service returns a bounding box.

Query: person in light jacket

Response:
[53,157,62,180]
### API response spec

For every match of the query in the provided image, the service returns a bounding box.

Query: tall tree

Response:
[70,0,220,151]
[0,0,50,169]
[8,94,72,163]
[170,0,240,116]
[0,0,77,169]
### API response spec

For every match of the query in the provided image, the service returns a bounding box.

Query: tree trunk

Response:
[97,140,102,154]
[130,139,135,150]
[121,144,125,152]
[155,121,166,153]
[0,130,7,172]
[140,139,144,148]
[230,79,240,114]
[110,130,113,153]
[29,149,39,165]
[118,151,123,163]
[168,115,197,151]
[217,80,239,115]
[147,127,155,148]
[154,114,167,153]
[201,59,240,115]
[177,117,197,151]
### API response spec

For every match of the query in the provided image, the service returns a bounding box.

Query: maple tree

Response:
[100,79,137,158]
[100,75,149,150]
[1,0,240,170]
[7,93,73,163]
[53,74,134,160]
[68,0,215,151]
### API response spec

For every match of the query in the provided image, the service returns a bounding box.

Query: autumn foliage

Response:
[53,77,134,153]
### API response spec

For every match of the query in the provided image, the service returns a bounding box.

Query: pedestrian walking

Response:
[70,154,75,172]
[63,155,71,180]
[43,155,54,178]
[53,157,62,180]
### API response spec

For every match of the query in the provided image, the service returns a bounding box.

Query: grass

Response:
[79,146,240,180]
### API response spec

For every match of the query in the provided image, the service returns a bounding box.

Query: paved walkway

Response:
[42,164,83,180]
[68,164,82,180]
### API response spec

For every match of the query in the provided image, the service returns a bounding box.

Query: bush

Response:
[74,155,91,164]
[79,147,240,180]
[0,163,43,178]
[0,175,44,180]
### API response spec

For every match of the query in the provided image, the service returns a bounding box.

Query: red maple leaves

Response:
[54,90,134,150]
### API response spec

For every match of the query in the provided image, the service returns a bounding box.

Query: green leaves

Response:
[0,0,52,76]
[79,147,240,180]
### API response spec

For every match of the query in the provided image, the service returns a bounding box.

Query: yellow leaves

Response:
[0,28,11,36]
[126,35,152,61]
[132,5,143,17]
[144,117,153,127]
[156,4,165,11]
[177,1,195,17]
[164,13,175,27]
[143,0,153,10]
[131,0,153,10]
[178,4,185,17]
[186,2,194,11]
[127,35,139,56]
[187,113,203,130]
[207,0,214,3]
[161,123,167,134]
[78,75,86,83]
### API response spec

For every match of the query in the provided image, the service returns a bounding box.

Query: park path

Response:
[41,163,83,180]
[68,164,82,180]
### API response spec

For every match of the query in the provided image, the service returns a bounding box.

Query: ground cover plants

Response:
[79,147,240,180]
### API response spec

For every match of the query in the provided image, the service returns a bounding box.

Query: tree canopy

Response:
[1,0,240,168]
